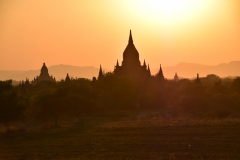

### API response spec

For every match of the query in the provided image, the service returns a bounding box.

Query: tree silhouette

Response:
[0,80,29,124]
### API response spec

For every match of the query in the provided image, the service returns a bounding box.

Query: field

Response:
[1,113,240,160]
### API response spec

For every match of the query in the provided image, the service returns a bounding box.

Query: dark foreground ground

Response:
[0,116,240,160]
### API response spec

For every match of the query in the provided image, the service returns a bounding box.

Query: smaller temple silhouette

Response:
[195,73,201,84]
[155,64,164,81]
[174,72,179,81]
[31,63,55,85]
[65,73,71,83]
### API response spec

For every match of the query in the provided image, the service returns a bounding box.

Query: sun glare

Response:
[129,0,208,26]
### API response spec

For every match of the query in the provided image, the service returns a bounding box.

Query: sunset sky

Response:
[0,0,240,70]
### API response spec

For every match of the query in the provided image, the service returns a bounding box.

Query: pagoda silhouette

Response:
[31,63,55,85]
[98,30,152,80]
[98,30,166,81]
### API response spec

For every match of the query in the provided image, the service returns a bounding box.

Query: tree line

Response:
[1,73,240,127]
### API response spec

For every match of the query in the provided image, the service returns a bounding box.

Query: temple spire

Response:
[157,64,164,80]
[143,59,147,68]
[116,59,119,67]
[98,65,104,80]
[114,60,120,72]
[128,30,133,44]
[147,64,151,76]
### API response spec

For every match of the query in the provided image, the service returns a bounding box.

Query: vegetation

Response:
[1,74,240,159]
[1,74,240,125]
[0,80,29,125]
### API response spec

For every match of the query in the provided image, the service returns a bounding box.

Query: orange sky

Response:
[0,0,240,70]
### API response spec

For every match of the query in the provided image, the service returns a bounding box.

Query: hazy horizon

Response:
[0,60,239,71]
[1,61,240,81]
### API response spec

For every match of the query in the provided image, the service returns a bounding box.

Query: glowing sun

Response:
[130,0,208,25]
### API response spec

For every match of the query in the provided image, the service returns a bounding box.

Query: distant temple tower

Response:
[113,30,151,79]
[98,65,104,80]
[195,73,201,84]
[65,73,71,83]
[32,63,55,84]
[156,64,164,81]
[174,72,179,81]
